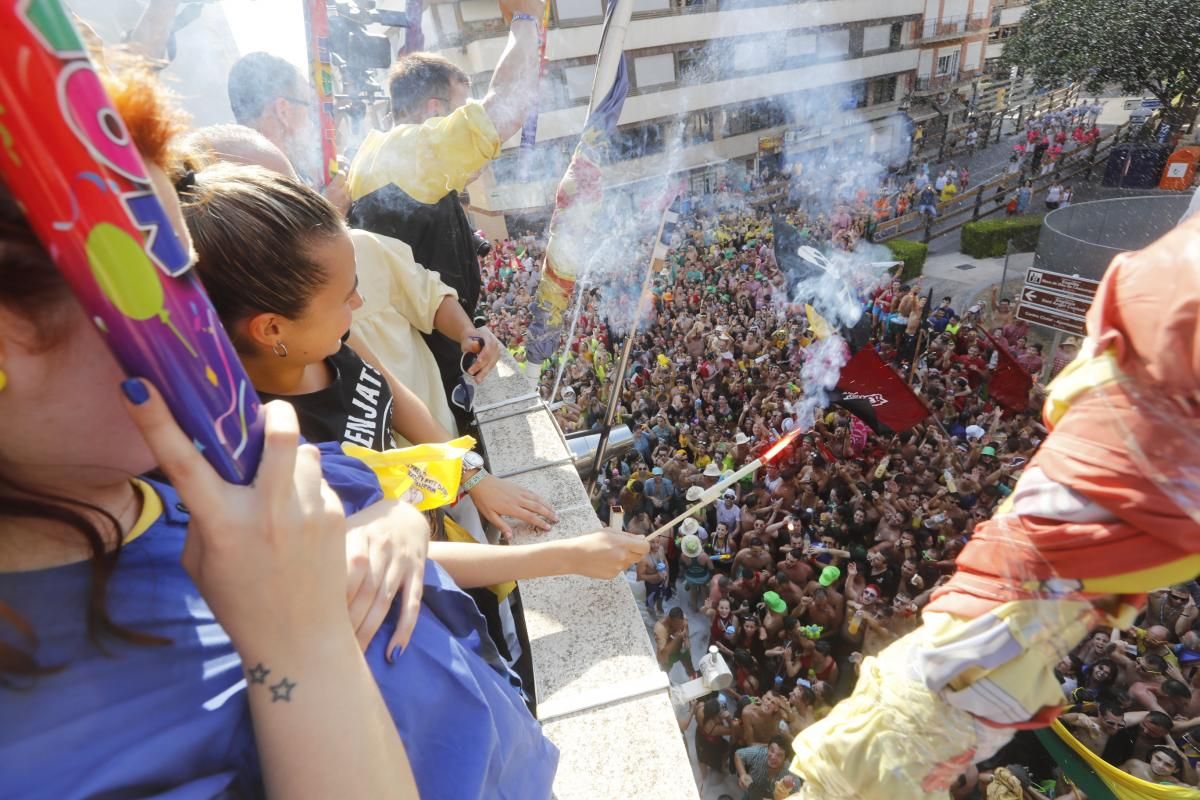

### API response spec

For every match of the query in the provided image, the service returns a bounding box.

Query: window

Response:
[607,123,666,162]
[936,51,959,76]
[684,110,713,145]
[841,81,868,110]
[564,64,595,99]
[734,42,768,72]
[634,54,676,89]
[723,101,786,138]
[889,22,903,49]
[871,75,898,105]
[818,29,851,58]
[785,33,816,59]
[678,46,718,82]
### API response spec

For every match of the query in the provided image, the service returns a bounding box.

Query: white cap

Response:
[965,425,985,440]
[686,485,705,502]
[723,488,736,498]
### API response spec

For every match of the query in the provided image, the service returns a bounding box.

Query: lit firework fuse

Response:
[303,0,338,185]
[0,0,264,483]
[524,0,633,366]
[788,217,1200,799]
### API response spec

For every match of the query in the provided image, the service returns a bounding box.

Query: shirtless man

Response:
[779,547,815,587]
[739,690,786,745]
[796,587,843,640]
[732,537,774,580]
[1060,704,1126,755]
[654,606,691,672]
[1122,745,1193,787]
[769,571,805,609]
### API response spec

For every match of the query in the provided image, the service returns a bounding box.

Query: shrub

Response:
[885,239,928,281]
[960,215,1045,259]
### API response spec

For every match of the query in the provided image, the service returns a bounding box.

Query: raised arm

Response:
[481,0,548,142]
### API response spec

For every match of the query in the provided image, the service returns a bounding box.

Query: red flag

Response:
[979,329,1033,413]
[835,346,930,432]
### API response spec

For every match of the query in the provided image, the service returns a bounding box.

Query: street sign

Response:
[1023,268,1100,300]
[1016,303,1086,337]
[1020,286,1093,318]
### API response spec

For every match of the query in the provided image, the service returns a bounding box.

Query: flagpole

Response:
[587,195,677,489]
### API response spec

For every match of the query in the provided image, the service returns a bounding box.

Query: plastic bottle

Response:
[874,455,890,479]
[943,468,957,494]
[848,609,864,636]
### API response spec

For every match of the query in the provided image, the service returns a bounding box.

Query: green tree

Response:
[1000,0,1200,128]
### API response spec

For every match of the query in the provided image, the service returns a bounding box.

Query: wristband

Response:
[461,467,489,495]
[511,12,539,25]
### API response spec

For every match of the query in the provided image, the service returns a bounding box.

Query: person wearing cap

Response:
[644,467,675,515]
[678,532,712,610]
[715,487,742,544]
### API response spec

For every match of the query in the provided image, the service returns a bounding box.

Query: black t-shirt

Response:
[259,345,397,453]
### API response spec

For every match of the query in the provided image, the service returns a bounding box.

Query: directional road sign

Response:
[1019,267,1098,337]
[1016,303,1086,337]
[1022,268,1100,300]
[1020,286,1093,318]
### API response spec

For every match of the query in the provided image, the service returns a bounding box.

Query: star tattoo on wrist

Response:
[269,677,297,703]
[247,663,270,684]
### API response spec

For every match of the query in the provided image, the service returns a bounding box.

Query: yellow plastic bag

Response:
[342,435,475,511]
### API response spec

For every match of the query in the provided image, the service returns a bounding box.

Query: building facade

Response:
[398,0,935,232]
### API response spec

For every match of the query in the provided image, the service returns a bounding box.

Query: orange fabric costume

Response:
[790,215,1200,799]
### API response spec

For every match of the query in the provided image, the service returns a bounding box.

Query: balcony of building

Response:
[917,11,990,44]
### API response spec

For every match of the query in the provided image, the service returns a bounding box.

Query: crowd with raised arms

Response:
[476,175,1200,798]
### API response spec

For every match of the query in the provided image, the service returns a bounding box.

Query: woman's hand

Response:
[344,500,429,660]
[123,384,348,651]
[565,530,650,579]
[467,474,558,538]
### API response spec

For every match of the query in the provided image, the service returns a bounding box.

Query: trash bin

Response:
[1102,144,1171,188]
[1159,145,1200,190]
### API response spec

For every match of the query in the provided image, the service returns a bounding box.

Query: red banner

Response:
[979,329,1034,413]
[835,346,930,432]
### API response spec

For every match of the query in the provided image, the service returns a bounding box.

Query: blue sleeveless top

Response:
[0,448,557,799]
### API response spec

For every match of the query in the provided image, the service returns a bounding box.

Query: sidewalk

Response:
[916,249,1035,316]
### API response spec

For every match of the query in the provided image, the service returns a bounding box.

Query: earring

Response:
[272,341,288,358]
[0,369,6,392]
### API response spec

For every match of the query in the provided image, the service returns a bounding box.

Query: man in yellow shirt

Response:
[347,0,545,431]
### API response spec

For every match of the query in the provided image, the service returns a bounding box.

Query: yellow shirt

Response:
[349,230,458,443]
[347,100,501,205]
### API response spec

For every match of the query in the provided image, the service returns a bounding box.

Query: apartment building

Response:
[392,0,928,230]
[904,0,994,144]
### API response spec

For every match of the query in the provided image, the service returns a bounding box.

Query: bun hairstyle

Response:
[0,55,187,682]
[179,164,344,343]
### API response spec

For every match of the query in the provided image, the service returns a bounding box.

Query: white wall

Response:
[962,40,981,70]
[862,23,892,53]
[460,0,501,22]
[942,0,968,19]
[999,5,1029,25]
[633,0,671,11]
[635,53,676,88]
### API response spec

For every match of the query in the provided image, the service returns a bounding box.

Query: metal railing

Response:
[873,120,1134,245]
[920,12,990,39]
[915,71,962,92]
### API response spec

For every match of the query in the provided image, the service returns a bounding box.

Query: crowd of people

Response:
[1,2,1192,798]
[474,169,1199,797]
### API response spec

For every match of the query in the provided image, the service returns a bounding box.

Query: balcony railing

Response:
[915,71,961,92]
[920,12,990,39]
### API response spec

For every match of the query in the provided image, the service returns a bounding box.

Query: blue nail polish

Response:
[389,644,403,662]
[121,379,149,405]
